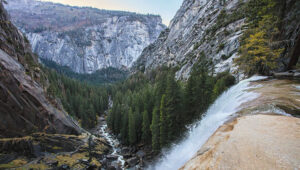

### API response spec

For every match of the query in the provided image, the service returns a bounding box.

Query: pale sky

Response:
[40,0,183,26]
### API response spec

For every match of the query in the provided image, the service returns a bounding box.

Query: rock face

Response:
[5,0,166,73]
[0,2,81,137]
[180,78,300,169]
[180,114,300,170]
[134,0,300,80]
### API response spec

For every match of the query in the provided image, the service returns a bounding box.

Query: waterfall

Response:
[149,76,267,170]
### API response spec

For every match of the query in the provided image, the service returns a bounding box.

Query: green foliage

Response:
[151,107,160,152]
[218,43,225,52]
[42,66,108,129]
[165,73,183,141]
[159,95,168,147]
[128,108,137,145]
[41,58,128,85]
[206,1,246,37]
[235,0,285,75]
[106,56,235,153]
[221,54,230,60]
[142,110,151,143]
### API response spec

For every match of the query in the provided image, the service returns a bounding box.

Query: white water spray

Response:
[150,76,267,170]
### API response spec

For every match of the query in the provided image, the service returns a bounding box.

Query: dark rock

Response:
[121,147,130,154]
[106,155,118,160]
[122,153,132,159]
[86,164,97,170]
[107,165,116,170]
[58,164,70,170]
[45,159,58,166]
[79,159,89,165]
[273,70,300,79]
[0,3,81,138]
[126,157,139,167]
[0,153,18,164]
[136,150,146,158]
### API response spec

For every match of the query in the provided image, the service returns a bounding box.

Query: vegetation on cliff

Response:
[43,66,109,129]
[41,58,129,85]
[107,56,235,152]
[235,0,286,75]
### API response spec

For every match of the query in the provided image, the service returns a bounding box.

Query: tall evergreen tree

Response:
[165,73,182,140]
[142,110,151,143]
[128,108,137,145]
[120,111,129,144]
[159,95,168,147]
[151,107,160,152]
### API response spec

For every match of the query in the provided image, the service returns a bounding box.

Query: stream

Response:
[96,117,126,169]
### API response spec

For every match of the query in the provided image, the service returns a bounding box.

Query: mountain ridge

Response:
[5,0,166,73]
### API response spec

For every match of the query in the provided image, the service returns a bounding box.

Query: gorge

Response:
[0,0,299,169]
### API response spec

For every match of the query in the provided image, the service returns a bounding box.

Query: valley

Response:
[0,0,299,169]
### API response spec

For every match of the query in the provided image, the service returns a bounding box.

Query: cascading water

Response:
[149,76,267,170]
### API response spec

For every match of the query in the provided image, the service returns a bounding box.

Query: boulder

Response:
[106,155,118,160]
[136,150,146,158]
[126,157,139,167]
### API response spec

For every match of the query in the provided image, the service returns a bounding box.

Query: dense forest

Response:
[107,56,235,151]
[106,0,291,152]
[42,66,109,129]
[41,58,128,85]
[40,0,292,153]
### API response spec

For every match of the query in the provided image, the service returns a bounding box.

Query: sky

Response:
[40,0,183,26]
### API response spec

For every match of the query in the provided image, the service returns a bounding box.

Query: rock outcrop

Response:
[181,78,300,169]
[0,2,81,137]
[5,0,166,73]
[181,114,300,170]
[134,0,300,80]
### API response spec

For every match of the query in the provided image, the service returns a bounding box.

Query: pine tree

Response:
[151,107,160,152]
[121,111,129,144]
[165,73,182,141]
[128,108,137,145]
[159,94,168,147]
[142,110,151,143]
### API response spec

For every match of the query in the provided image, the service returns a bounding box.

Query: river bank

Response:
[91,116,156,170]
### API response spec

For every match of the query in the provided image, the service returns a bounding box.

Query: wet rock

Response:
[106,155,118,160]
[100,158,108,167]
[79,159,89,165]
[136,150,146,158]
[44,159,58,166]
[122,153,132,159]
[126,157,139,167]
[107,165,117,170]
[121,147,130,154]
[58,164,70,170]
[273,70,300,79]
[86,164,98,170]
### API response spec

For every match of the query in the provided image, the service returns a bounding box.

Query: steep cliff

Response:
[0,2,81,137]
[5,0,166,73]
[134,0,300,80]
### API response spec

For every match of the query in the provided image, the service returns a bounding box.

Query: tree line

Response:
[107,56,235,152]
[42,66,109,129]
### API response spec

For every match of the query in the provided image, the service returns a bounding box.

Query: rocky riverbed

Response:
[92,116,155,170]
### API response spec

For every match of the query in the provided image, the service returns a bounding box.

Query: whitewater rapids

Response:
[149,76,267,170]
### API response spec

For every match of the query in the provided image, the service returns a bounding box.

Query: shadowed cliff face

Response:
[0,2,81,138]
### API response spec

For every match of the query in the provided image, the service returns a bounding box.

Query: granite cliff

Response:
[5,0,166,73]
[0,1,81,138]
[134,0,300,80]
